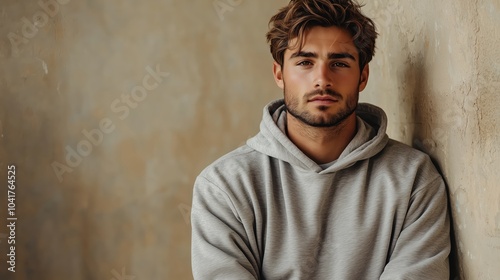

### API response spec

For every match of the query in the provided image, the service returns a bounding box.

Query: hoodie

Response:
[191,99,450,280]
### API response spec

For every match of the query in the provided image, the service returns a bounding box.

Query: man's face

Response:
[273,26,369,128]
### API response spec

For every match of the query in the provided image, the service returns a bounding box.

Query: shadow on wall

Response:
[402,57,460,280]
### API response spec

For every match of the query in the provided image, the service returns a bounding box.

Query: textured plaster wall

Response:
[0,0,285,279]
[362,0,500,279]
[0,0,498,279]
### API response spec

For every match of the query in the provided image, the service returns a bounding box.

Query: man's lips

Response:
[308,95,340,102]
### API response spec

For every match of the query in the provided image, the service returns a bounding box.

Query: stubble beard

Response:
[284,86,359,128]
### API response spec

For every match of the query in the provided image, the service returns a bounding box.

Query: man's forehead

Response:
[286,27,357,55]
[286,38,357,58]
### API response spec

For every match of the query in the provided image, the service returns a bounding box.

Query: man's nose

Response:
[314,62,333,88]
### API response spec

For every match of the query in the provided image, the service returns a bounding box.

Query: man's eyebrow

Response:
[289,51,356,61]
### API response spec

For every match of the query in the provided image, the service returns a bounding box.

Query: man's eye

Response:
[297,61,312,66]
[332,62,349,68]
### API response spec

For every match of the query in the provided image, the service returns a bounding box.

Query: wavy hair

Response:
[266,0,377,69]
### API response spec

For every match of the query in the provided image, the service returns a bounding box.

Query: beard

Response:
[284,86,359,128]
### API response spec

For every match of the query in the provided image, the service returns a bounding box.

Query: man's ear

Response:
[273,61,284,89]
[358,64,369,92]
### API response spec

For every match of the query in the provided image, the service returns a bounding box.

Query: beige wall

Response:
[362,1,500,279]
[0,0,498,279]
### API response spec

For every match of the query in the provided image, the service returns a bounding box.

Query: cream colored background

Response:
[0,0,498,279]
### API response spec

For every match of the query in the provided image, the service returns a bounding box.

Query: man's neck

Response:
[285,113,358,164]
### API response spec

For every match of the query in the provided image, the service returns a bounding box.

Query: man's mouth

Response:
[308,95,340,103]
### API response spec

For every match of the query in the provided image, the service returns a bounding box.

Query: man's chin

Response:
[315,105,335,112]
[306,109,356,128]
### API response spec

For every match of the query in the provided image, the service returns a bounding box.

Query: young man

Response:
[191,0,451,279]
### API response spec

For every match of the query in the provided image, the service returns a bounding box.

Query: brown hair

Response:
[266,0,377,68]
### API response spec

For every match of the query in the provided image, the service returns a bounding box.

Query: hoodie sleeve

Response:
[380,176,451,279]
[191,175,260,280]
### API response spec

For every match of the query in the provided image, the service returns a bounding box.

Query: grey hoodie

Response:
[191,99,450,279]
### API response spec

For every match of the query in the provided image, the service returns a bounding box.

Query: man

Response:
[191,0,451,279]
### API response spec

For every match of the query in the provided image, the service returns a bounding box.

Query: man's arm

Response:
[380,176,451,279]
[191,176,260,280]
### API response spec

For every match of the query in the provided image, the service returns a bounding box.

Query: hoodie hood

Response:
[246,99,389,173]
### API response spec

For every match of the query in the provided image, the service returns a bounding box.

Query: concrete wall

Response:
[0,0,498,279]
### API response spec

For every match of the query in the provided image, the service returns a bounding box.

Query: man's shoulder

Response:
[198,144,264,180]
[382,139,431,160]
[376,138,442,182]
